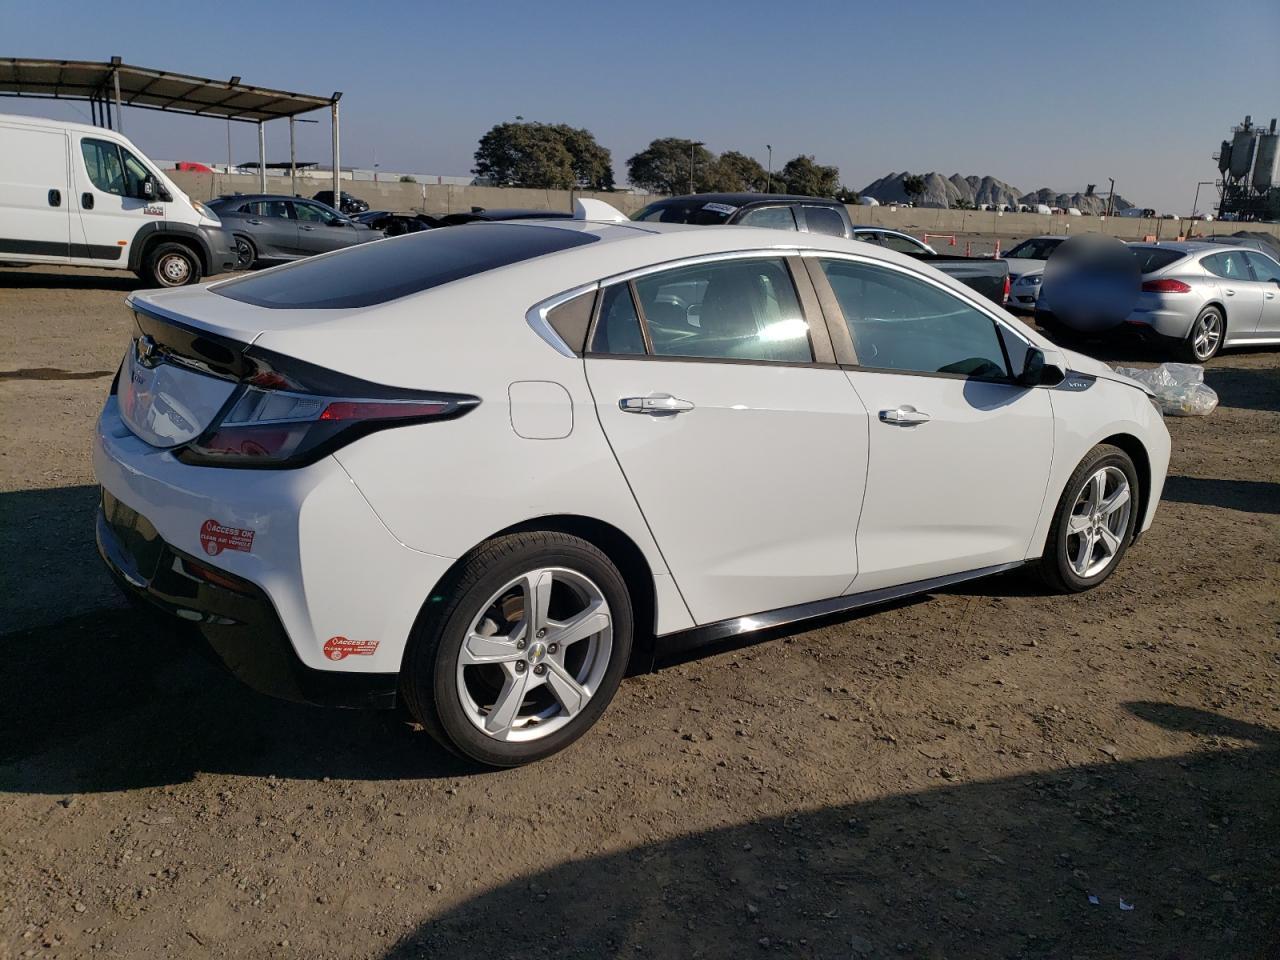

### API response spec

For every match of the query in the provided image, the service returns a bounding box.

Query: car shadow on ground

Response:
[1161,476,1280,515]
[1203,364,1280,414]
[381,703,1279,960]
[0,268,143,292]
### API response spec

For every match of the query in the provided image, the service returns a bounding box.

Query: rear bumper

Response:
[96,493,398,708]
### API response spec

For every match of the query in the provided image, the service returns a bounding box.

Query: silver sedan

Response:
[1122,241,1280,361]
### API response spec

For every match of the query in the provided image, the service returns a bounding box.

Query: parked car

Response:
[1193,232,1280,258]
[95,199,1170,767]
[312,190,370,215]
[0,113,236,286]
[352,209,440,236]
[207,194,382,268]
[1037,241,1280,361]
[437,207,575,227]
[1003,235,1068,310]
[632,194,1010,305]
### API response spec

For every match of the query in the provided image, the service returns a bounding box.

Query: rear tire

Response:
[402,532,633,767]
[233,235,256,270]
[1179,306,1224,362]
[142,242,202,287]
[1037,444,1140,593]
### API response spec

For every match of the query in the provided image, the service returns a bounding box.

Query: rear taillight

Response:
[1141,278,1192,293]
[1002,274,1011,304]
[176,349,479,468]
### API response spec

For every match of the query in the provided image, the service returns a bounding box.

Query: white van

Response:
[0,114,235,286]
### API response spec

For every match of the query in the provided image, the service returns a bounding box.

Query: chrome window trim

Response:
[524,281,600,358]
[597,247,804,287]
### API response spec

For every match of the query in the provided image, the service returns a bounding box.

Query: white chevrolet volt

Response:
[95,200,1170,766]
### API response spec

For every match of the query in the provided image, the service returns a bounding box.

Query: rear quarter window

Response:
[1131,247,1186,274]
[212,224,598,309]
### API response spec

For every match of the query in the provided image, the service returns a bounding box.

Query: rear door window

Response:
[1201,251,1251,280]
[737,206,798,231]
[590,284,647,355]
[879,232,927,255]
[800,206,848,238]
[631,258,813,363]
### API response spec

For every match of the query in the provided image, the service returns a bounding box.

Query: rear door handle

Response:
[619,394,695,415]
[301,225,315,231]
[246,218,263,225]
[1224,288,1235,296]
[879,405,931,426]
[48,189,61,207]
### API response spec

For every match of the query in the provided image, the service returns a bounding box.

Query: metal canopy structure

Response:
[0,56,342,197]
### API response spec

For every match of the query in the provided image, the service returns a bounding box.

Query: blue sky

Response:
[3,0,1278,211]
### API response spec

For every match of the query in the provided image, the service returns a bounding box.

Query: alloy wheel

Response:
[456,567,612,743]
[1066,466,1132,578]
[1192,312,1221,360]
[234,238,254,270]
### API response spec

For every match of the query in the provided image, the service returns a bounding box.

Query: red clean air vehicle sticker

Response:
[324,637,380,661]
[199,519,255,556]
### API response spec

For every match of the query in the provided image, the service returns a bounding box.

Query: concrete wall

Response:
[168,171,1280,242]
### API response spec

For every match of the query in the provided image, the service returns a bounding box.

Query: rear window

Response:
[1130,247,1186,274]
[632,200,735,225]
[212,223,597,309]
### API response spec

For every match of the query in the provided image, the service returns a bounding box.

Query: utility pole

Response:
[766,144,772,193]
[1105,177,1115,218]
[689,141,704,194]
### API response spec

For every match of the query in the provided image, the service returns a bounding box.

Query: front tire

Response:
[142,242,202,287]
[402,532,633,767]
[1037,444,1139,593]
[233,235,257,270]
[1179,306,1224,362]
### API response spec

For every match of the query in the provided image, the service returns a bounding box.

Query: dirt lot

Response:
[1,264,1277,960]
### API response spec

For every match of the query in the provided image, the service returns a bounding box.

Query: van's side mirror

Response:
[1018,347,1065,387]
[141,178,155,199]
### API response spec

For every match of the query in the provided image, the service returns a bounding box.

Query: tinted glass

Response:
[802,206,847,238]
[1005,238,1064,260]
[590,284,646,355]
[880,232,926,255]
[80,139,125,195]
[214,223,598,309]
[293,201,335,223]
[853,231,884,247]
[1244,252,1280,283]
[631,199,736,225]
[633,258,812,363]
[546,290,596,353]
[1130,247,1185,274]
[247,201,292,219]
[820,259,1008,379]
[1201,251,1249,280]
[737,206,797,231]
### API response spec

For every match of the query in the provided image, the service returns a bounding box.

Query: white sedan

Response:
[95,200,1170,766]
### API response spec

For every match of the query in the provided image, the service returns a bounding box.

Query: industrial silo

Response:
[1217,140,1233,175]
[1230,122,1257,180]
[1251,119,1278,192]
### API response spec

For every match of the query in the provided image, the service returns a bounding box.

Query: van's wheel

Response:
[142,242,202,287]
[1180,306,1224,362]
[1037,444,1139,593]
[233,235,256,270]
[402,532,633,767]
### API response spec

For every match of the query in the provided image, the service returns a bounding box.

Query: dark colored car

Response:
[352,209,441,237]
[436,207,575,227]
[207,194,381,268]
[632,194,1010,305]
[311,190,370,215]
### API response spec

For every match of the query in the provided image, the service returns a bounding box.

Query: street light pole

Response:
[1105,177,1115,218]
[1191,180,1215,219]
[766,144,772,193]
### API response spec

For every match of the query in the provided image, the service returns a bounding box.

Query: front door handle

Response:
[619,394,695,415]
[301,225,315,231]
[246,218,263,225]
[81,192,94,210]
[1224,288,1235,296]
[879,405,931,426]
[1266,292,1276,300]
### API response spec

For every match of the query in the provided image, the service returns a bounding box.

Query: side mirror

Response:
[141,177,155,199]
[1017,347,1065,387]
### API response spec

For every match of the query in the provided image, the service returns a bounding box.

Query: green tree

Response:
[627,138,717,194]
[836,184,861,203]
[777,155,840,197]
[708,150,769,192]
[473,121,613,190]
[901,173,927,205]
[953,197,974,210]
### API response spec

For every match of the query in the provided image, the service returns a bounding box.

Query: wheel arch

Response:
[128,223,212,274]
[413,514,660,676]
[1099,432,1152,535]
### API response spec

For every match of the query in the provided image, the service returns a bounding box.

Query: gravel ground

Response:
[1,264,1277,960]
